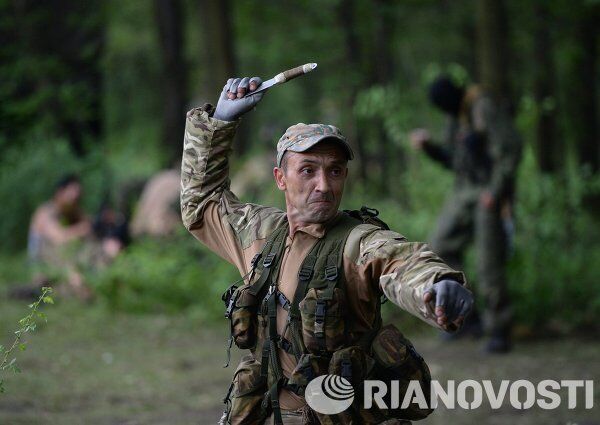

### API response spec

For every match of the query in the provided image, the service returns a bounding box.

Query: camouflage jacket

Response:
[423,86,522,200]
[180,105,466,409]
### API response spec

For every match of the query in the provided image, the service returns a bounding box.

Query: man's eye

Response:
[331,169,342,176]
[300,168,313,174]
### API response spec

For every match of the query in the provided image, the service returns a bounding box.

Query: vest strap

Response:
[248,225,288,297]
[276,290,291,311]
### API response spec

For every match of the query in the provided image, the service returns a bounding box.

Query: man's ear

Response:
[273,167,286,191]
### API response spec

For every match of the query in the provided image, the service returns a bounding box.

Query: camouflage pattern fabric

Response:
[299,287,347,354]
[181,105,468,421]
[276,123,354,167]
[227,354,268,425]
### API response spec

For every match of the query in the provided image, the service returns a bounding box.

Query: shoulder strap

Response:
[343,206,389,230]
[248,223,288,297]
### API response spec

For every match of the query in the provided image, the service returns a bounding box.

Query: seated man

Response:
[181,77,474,424]
[27,174,92,300]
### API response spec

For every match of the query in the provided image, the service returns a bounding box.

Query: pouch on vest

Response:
[286,353,329,396]
[299,287,347,354]
[315,346,385,425]
[225,354,269,425]
[229,285,260,350]
[370,324,433,420]
[328,345,375,388]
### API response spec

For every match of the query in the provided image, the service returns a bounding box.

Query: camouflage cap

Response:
[276,123,354,167]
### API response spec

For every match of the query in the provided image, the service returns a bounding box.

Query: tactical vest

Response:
[220,208,433,425]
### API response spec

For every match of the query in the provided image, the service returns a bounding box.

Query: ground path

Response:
[0,300,597,424]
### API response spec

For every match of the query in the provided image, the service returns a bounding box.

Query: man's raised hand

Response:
[213,76,264,122]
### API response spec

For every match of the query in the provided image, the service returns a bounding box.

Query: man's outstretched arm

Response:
[354,227,472,331]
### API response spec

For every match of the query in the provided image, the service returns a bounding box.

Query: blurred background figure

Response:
[410,76,522,353]
[25,174,93,300]
[130,169,180,238]
[93,199,130,263]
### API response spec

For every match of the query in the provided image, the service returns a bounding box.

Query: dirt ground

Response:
[0,299,598,425]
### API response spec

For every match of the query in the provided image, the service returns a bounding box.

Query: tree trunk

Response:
[199,0,236,95]
[336,0,367,183]
[475,0,511,99]
[532,2,560,173]
[198,0,252,154]
[570,6,599,174]
[370,0,396,194]
[154,0,187,164]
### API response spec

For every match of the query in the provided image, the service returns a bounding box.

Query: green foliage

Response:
[88,234,238,320]
[0,0,597,333]
[507,148,600,328]
[0,0,104,149]
[0,138,108,252]
[0,287,54,393]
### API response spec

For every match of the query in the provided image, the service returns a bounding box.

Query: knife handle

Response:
[275,63,316,83]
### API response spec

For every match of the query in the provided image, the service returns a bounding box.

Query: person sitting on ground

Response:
[25,174,93,300]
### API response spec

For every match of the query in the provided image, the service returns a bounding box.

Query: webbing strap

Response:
[321,240,342,300]
[289,254,317,320]
[249,225,288,297]
[269,378,286,425]
[276,290,291,311]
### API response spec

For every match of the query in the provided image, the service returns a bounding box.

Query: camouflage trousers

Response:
[264,411,411,424]
[264,409,305,425]
[429,188,511,335]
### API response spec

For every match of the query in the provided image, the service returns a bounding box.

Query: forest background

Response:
[0,0,599,332]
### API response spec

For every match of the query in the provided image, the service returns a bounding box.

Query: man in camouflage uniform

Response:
[410,76,522,353]
[181,76,474,424]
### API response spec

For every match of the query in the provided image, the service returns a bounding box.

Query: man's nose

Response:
[315,172,331,193]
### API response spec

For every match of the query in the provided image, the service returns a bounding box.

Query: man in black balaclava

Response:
[410,76,522,353]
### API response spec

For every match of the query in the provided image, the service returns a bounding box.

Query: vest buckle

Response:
[263,253,276,268]
[298,266,312,281]
[325,265,338,281]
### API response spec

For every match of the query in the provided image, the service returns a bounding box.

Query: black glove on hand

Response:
[424,279,473,328]
[213,77,264,121]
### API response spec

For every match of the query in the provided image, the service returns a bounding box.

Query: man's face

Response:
[274,140,348,224]
[56,182,82,210]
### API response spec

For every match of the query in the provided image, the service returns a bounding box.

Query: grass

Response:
[0,296,598,425]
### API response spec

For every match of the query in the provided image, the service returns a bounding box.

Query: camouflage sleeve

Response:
[180,105,285,272]
[473,97,522,200]
[354,226,466,329]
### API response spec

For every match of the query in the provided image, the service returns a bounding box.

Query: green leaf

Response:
[18,344,26,352]
[42,296,54,304]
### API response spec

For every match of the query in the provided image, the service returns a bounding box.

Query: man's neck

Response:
[285,207,338,238]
